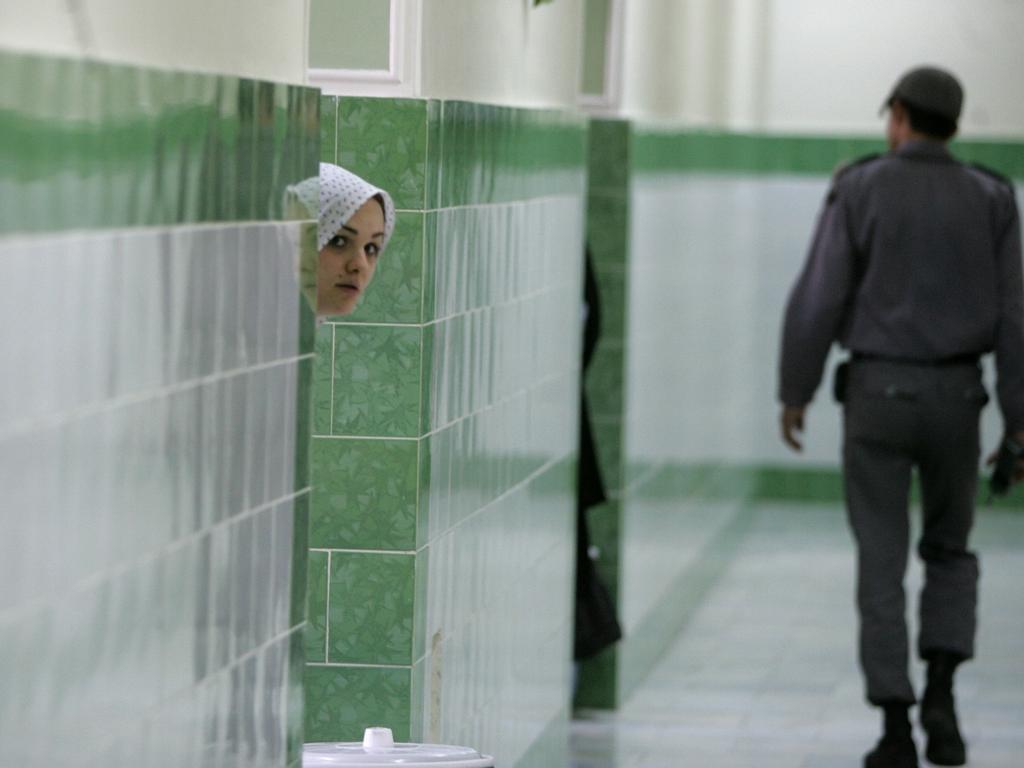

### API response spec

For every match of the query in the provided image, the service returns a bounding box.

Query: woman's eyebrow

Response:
[340,224,385,239]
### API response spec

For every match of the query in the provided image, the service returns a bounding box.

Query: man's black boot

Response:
[920,652,967,766]
[865,703,918,768]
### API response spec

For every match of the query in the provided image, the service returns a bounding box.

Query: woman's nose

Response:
[346,250,367,272]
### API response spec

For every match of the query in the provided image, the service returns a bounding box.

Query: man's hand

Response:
[985,430,1024,486]
[780,405,806,452]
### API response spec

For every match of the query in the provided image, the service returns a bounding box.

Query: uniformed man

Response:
[778,66,1024,768]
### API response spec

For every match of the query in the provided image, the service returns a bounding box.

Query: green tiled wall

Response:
[307,96,586,766]
[0,51,318,768]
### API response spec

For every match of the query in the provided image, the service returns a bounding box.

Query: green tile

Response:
[425,100,443,210]
[305,551,329,662]
[437,101,472,208]
[309,437,418,551]
[421,212,439,321]
[332,325,423,438]
[586,500,621,581]
[590,420,623,495]
[587,119,630,193]
[289,492,311,629]
[418,324,436,436]
[574,643,618,709]
[327,552,415,665]
[338,97,428,211]
[345,211,424,324]
[312,326,334,437]
[593,266,627,341]
[304,665,411,743]
[585,192,629,273]
[585,343,625,419]
[319,95,338,164]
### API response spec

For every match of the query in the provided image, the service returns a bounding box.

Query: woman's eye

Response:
[329,235,347,248]
[366,244,380,258]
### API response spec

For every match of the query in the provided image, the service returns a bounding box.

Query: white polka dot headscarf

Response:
[286,163,396,252]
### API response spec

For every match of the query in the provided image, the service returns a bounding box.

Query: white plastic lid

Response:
[303,728,495,767]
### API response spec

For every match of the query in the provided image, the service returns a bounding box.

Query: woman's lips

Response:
[335,283,360,294]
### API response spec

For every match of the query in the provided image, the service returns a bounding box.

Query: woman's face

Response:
[317,198,385,316]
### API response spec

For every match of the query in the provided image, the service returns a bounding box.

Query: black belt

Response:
[851,351,981,367]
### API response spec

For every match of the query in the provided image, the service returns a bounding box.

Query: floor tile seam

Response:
[3,486,313,623]
[0,219,314,247]
[1,351,314,442]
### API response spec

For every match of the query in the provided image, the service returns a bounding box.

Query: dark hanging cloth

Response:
[574,247,623,661]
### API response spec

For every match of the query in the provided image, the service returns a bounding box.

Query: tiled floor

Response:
[571,503,1024,767]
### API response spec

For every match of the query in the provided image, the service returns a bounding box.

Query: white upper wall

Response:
[763,0,1024,137]
[0,0,309,84]
[619,0,732,123]
[418,0,583,108]
[618,0,1024,138]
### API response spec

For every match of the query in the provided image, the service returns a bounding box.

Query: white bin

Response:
[303,727,495,768]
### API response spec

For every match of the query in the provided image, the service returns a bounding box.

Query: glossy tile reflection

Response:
[0,52,318,235]
[0,52,317,768]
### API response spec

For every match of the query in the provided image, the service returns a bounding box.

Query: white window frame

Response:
[578,0,624,114]
[308,0,422,97]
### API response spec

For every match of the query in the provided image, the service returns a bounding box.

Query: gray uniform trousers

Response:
[842,358,986,705]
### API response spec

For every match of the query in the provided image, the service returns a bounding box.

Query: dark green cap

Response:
[882,66,964,122]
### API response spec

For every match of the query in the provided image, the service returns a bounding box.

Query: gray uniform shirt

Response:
[779,140,1024,430]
